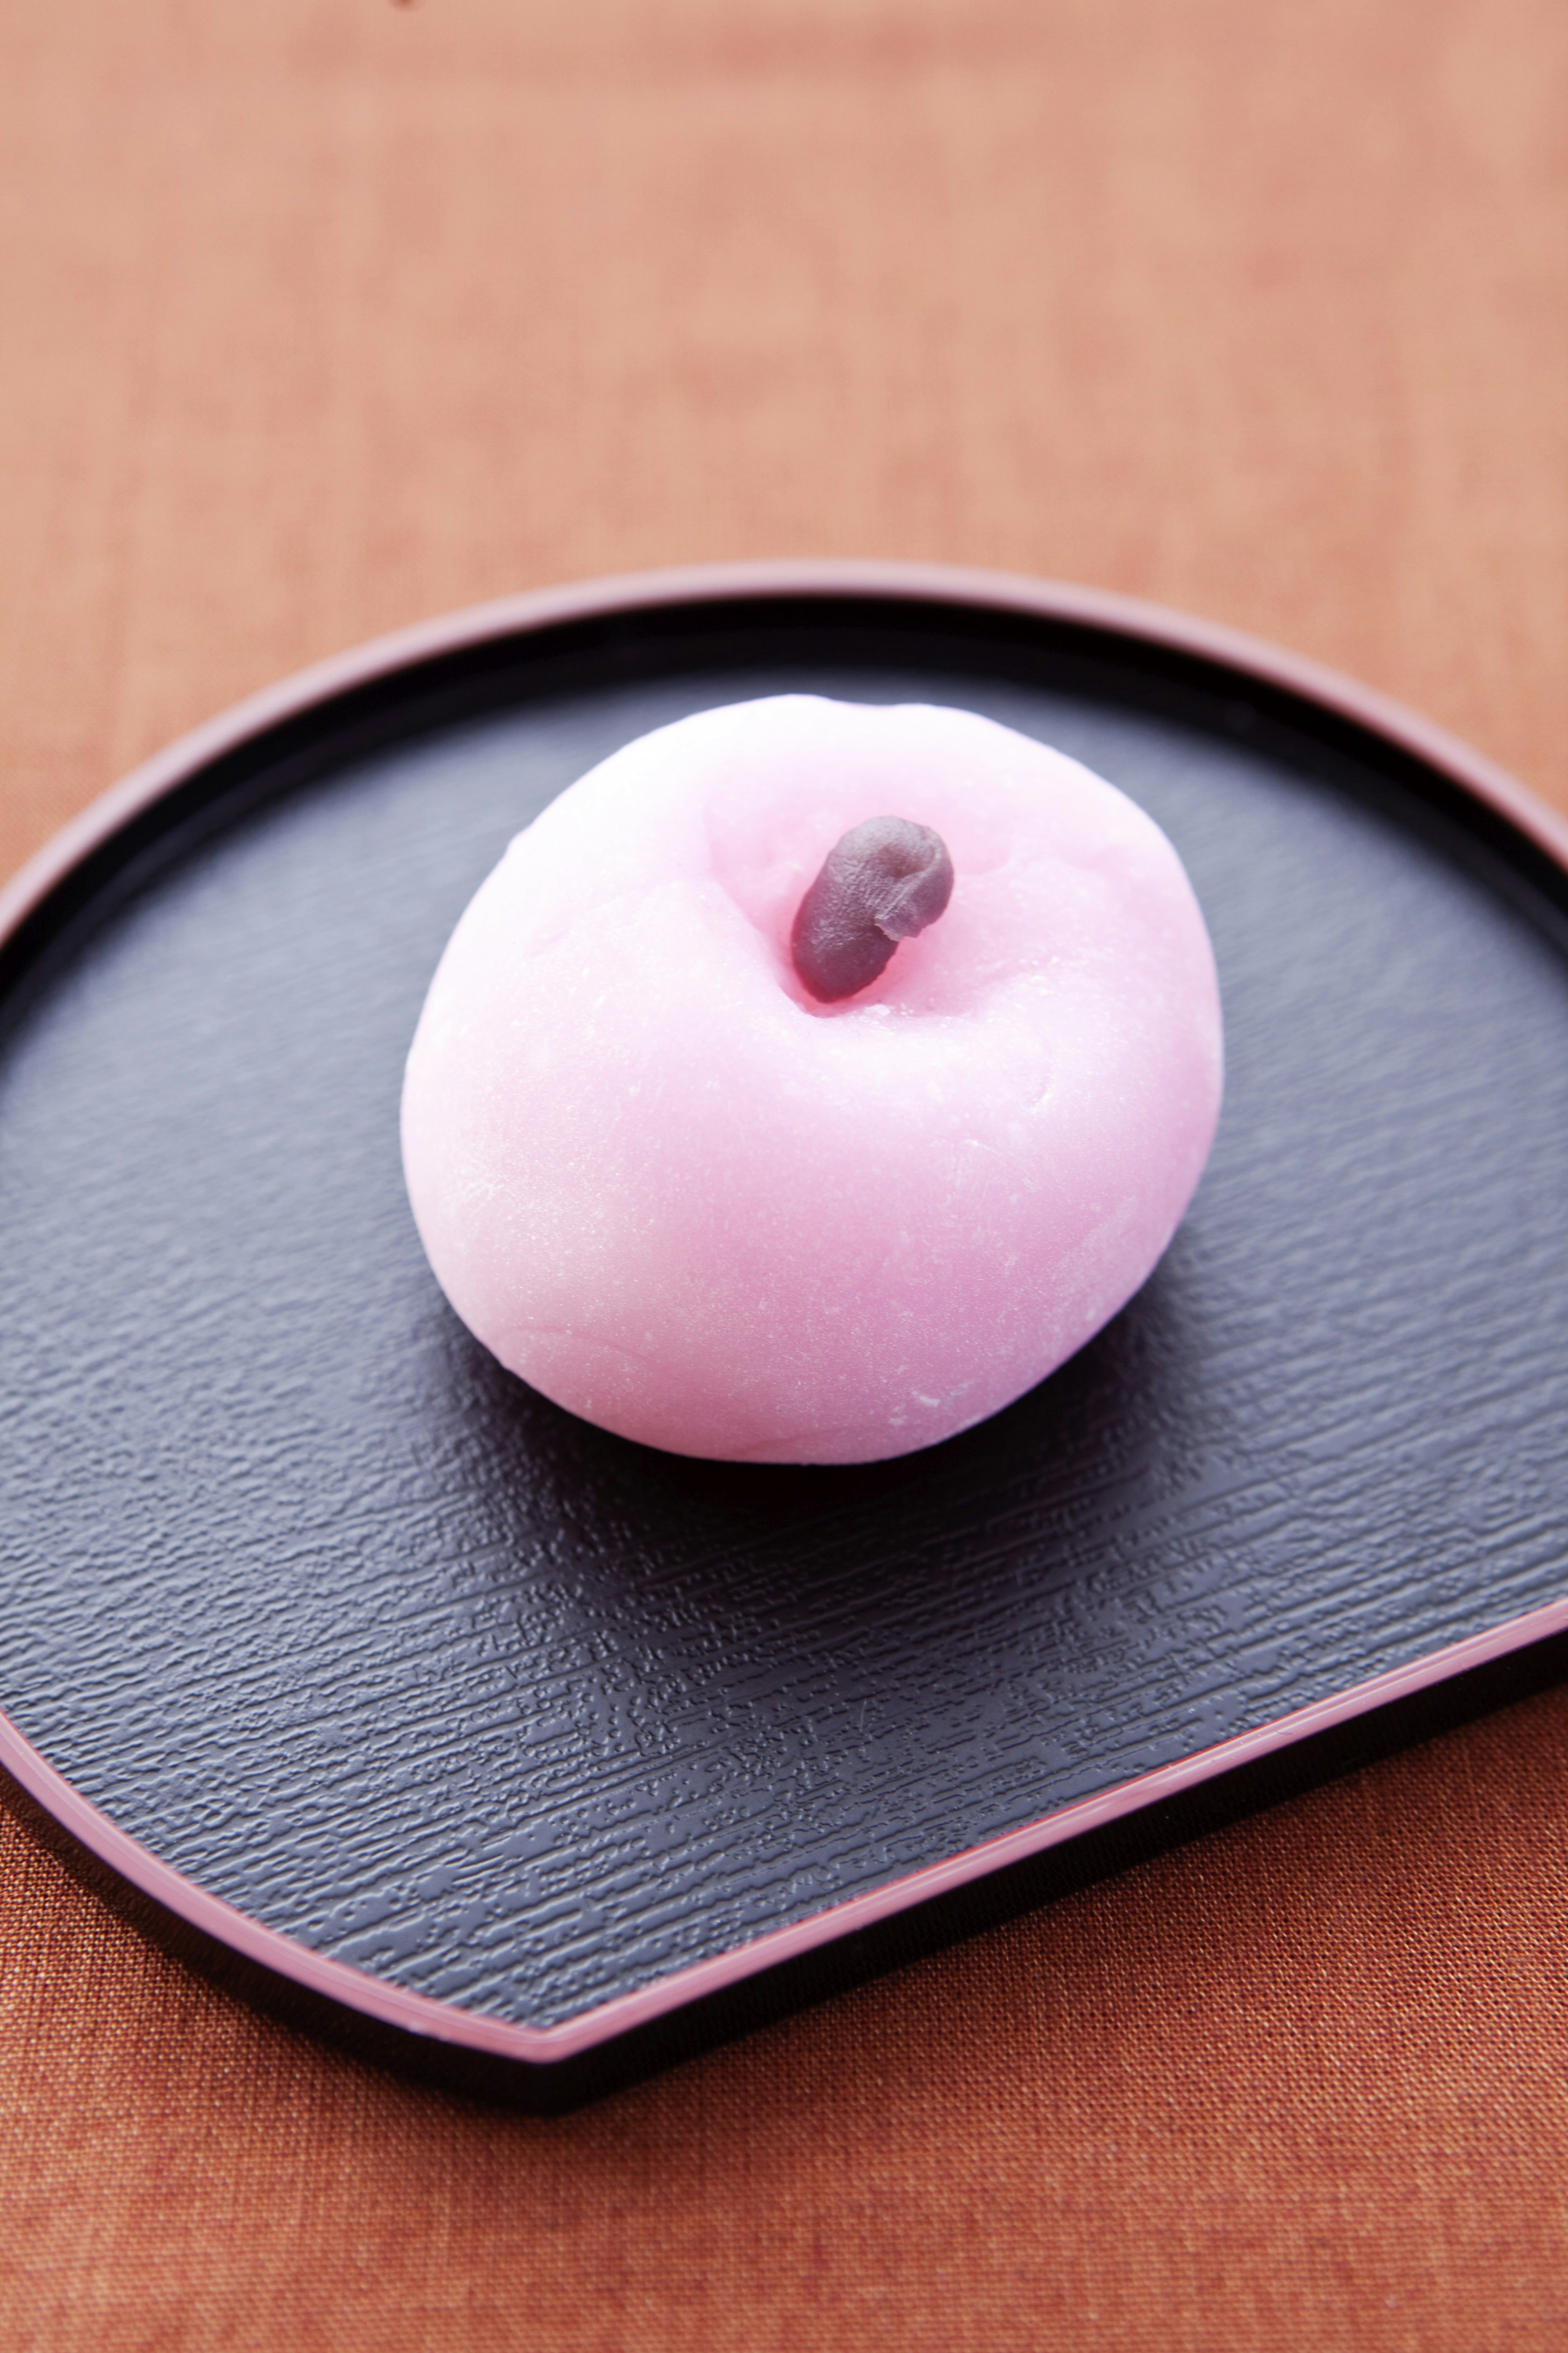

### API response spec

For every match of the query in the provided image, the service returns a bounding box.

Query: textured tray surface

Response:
[3,631,1567,2034]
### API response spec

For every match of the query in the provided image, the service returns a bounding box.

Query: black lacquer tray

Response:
[4,562,1568,2111]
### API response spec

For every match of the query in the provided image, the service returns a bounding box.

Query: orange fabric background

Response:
[2,2,1567,2344]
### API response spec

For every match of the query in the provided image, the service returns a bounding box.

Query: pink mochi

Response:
[401,696,1223,1465]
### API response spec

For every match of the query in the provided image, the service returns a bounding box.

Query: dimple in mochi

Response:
[401,696,1223,1465]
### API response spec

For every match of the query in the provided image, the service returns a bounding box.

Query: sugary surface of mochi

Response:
[401,696,1223,1465]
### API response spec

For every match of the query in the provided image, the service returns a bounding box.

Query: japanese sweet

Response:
[401,695,1223,1464]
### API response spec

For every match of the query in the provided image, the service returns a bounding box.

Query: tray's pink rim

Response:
[4,556,1567,2069]
[5,1599,1568,2065]
[5,558,1568,948]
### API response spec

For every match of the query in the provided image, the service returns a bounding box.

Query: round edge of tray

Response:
[5,558,1567,948]
[5,557,1568,2083]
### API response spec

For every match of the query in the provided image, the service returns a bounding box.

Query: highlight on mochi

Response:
[401,694,1224,1465]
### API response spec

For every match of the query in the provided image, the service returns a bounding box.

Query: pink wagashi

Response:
[401,695,1223,1464]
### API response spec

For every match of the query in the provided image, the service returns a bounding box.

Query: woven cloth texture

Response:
[2,2,1566,2346]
